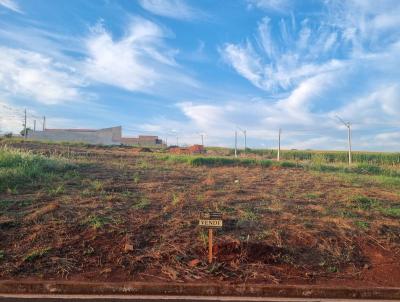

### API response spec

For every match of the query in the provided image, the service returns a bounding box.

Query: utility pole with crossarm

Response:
[336,115,352,165]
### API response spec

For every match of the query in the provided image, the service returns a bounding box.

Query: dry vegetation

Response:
[0,139,399,287]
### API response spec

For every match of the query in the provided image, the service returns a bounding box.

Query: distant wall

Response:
[121,136,165,147]
[27,126,122,145]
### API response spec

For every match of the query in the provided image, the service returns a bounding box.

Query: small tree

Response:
[4,132,13,138]
[20,128,31,137]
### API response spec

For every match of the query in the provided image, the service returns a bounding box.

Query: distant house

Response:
[27,126,122,145]
[121,135,165,147]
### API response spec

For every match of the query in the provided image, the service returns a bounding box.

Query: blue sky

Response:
[1,0,400,150]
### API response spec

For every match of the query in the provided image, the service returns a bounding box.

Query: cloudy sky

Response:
[0,0,400,150]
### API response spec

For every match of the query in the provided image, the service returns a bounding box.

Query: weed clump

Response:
[132,197,151,210]
[85,215,109,229]
[23,247,51,262]
[0,146,75,193]
[351,195,380,210]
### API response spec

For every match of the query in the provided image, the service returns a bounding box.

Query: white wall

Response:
[27,126,122,145]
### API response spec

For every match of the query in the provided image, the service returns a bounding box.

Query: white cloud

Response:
[0,100,95,135]
[84,18,197,93]
[0,24,84,62]
[326,0,400,54]
[247,0,291,12]
[220,42,263,89]
[257,17,275,59]
[220,16,346,92]
[218,0,400,150]
[176,72,340,134]
[0,47,85,105]
[0,101,24,134]
[138,0,205,20]
[355,131,400,150]
[0,0,21,13]
[375,132,400,143]
[284,136,341,151]
[332,84,400,125]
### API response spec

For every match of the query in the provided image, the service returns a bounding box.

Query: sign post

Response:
[208,228,213,264]
[199,212,222,264]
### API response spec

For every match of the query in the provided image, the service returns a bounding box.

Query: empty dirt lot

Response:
[0,141,399,287]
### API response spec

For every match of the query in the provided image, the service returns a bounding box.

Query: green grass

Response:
[132,197,151,210]
[171,193,181,206]
[348,195,400,218]
[159,154,400,181]
[23,247,51,262]
[160,154,299,168]
[220,147,400,166]
[304,193,321,199]
[0,146,75,193]
[85,215,109,229]
[305,162,400,178]
[241,208,259,221]
[351,195,380,210]
[355,221,370,229]
[1,137,93,148]
[90,180,104,192]
[47,184,65,197]
[381,207,400,218]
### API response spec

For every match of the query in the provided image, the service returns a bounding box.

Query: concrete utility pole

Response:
[237,127,247,156]
[176,136,179,147]
[33,120,36,132]
[234,131,238,158]
[277,128,281,161]
[336,115,352,165]
[201,134,204,146]
[42,116,46,131]
[23,109,27,139]
[244,130,247,155]
[347,123,352,164]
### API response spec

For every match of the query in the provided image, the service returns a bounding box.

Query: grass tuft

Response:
[0,146,75,193]
[85,215,109,229]
[23,247,51,262]
[132,197,151,210]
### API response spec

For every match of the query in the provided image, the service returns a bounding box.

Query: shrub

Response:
[0,146,75,193]
[23,247,51,262]
[279,161,298,168]
[351,195,380,210]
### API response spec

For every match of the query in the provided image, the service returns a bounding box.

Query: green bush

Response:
[351,195,380,210]
[159,152,400,180]
[0,146,75,193]
[381,207,400,217]
[229,147,400,166]
[279,161,298,168]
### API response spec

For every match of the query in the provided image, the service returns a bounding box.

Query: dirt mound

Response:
[139,147,152,152]
[169,145,205,155]
[215,241,287,264]
[214,240,366,269]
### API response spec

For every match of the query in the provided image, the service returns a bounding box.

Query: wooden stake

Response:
[208,228,213,264]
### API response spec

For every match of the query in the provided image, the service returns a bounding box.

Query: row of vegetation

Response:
[206,147,400,166]
[2,138,399,165]
[0,146,76,193]
[160,154,400,178]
